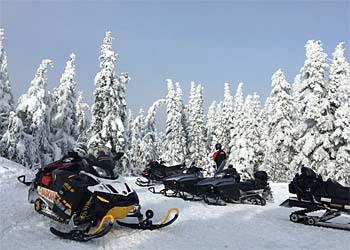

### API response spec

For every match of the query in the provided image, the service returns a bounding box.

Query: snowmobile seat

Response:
[324,179,350,202]
[238,180,257,192]
[254,171,268,183]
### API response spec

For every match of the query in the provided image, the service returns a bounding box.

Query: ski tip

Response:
[279,198,291,207]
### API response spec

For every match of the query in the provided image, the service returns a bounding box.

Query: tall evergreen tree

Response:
[220,83,234,150]
[51,53,78,159]
[0,28,14,139]
[229,82,245,162]
[263,69,295,181]
[293,40,330,174]
[16,59,54,167]
[163,79,187,164]
[76,92,90,142]
[143,99,166,162]
[206,101,217,152]
[187,84,206,164]
[129,109,145,174]
[0,112,26,164]
[329,43,350,183]
[89,31,128,160]
[230,95,255,178]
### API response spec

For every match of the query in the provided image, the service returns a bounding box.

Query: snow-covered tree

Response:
[228,82,245,162]
[129,109,146,174]
[163,79,188,164]
[89,31,128,159]
[187,84,206,164]
[263,69,295,181]
[143,99,166,162]
[235,95,255,177]
[16,59,54,167]
[51,54,78,159]
[219,83,234,150]
[0,28,14,139]
[206,101,217,152]
[76,92,90,142]
[293,40,330,174]
[0,112,26,164]
[329,43,350,184]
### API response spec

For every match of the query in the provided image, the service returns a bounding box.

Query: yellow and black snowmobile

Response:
[18,148,179,241]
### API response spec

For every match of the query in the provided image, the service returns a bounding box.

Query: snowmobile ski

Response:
[116,208,179,230]
[17,175,33,186]
[281,198,350,231]
[50,224,113,242]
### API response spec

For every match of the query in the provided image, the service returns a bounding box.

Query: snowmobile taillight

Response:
[296,192,300,200]
[41,174,52,186]
[141,171,148,177]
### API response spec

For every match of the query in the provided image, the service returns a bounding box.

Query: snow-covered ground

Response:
[0,157,349,250]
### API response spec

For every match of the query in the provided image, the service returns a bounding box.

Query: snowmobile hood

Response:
[81,171,135,197]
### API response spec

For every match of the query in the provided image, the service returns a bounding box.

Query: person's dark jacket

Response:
[213,149,227,168]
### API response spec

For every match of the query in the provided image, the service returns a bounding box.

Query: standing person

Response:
[213,143,227,170]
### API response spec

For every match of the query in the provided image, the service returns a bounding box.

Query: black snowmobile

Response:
[18,149,179,241]
[148,164,204,201]
[195,167,272,206]
[150,161,273,206]
[280,166,350,231]
[135,160,187,187]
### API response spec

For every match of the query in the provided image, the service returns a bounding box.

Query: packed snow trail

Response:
[0,158,349,250]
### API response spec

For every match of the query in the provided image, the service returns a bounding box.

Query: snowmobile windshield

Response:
[88,148,119,179]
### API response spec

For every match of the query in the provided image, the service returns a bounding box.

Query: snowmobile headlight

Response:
[92,165,110,178]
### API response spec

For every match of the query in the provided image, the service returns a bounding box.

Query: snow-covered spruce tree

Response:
[247,93,264,171]
[228,82,245,164]
[230,95,255,178]
[220,83,234,150]
[188,84,206,165]
[263,69,295,181]
[206,101,217,152]
[329,43,350,183]
[89,32,128,168]
[293,40,331,175]
[128,100,166,175]
[163,79,188,164]
[213,101,225,150]
[143,99,166,162]
[117,72,130,149]
[16,59,54,167]
[0,28,14,140]
[76,92,90,142]
[129,109,145,174]
[0,112,26,164]
[51,54,78,159]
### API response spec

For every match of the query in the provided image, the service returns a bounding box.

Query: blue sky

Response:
[0,1,349,127]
